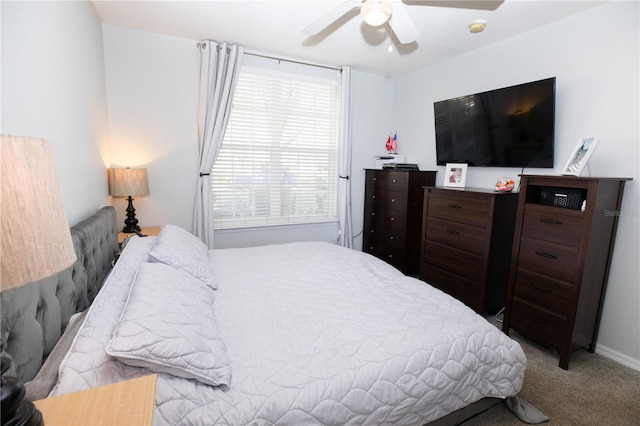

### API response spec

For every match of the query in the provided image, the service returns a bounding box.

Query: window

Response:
[211,63,341,229]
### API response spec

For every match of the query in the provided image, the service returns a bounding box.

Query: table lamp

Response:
[108,167,149,233]
[1,135,77,426]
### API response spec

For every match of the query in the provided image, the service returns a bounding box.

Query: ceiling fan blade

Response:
[403,1,503,11]
[302,0,360,35]
[389,1,419,44]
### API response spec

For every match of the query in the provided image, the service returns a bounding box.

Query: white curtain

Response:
[193,41,244,248]
[338,66,353,248]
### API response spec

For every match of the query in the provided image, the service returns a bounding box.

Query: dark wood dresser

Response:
[419,186,518,313]
[502,175,630,369]
[362,169,436,275]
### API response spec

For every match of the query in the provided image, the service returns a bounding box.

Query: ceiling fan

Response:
[303,0,419,44]
[303,0,502,45]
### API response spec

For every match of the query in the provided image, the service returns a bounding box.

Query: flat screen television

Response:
[434,77,555,168]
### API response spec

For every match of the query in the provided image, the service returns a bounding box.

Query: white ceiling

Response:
[92,0,606,77]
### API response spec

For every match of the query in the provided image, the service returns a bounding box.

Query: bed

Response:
[1,206,118,386]
[1,208,527,425]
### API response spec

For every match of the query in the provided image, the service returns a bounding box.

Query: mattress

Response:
[52,236,526,425]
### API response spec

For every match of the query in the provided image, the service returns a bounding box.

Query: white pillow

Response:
[148,224,217,290]
[106,262,231,389]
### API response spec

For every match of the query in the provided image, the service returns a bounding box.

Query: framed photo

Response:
[561,135,601,176]
[443,163,468,187]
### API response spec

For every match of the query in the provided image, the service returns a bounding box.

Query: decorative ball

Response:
[495,177,515,192]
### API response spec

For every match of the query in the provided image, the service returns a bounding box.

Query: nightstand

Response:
[34,374,156,425]
[118,226,161,245]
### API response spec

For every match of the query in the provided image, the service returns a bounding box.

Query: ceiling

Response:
[92,0,606,77]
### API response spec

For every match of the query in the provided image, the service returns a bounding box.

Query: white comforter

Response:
[53,237,526,425]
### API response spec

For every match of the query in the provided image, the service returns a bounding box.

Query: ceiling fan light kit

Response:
[303,0,425,45]
[468,20,487,33]
[361,0,393,27]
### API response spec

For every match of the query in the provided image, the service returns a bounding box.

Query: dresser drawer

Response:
[420,264,482,311]
[510,300,567,350]
[424,217,486,256]
[365,226,405,250]
[366,206,405,231]
[422,241,483,282]
[513,269,573,316]
[517,237,579,283]
[365,187,407,211]
[365,170,409,191]
[364,242,405,271]
[522,205,583,247]
[426,190,490,228]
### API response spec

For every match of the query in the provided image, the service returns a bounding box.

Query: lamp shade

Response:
[108,167,149,197]
[1,135,77,290]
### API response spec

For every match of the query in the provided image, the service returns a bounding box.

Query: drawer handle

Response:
[390,217,395,221]
[389,236,394,240]
[527,314,548,325]
[371,195,376,199]
[388,254,393,258]
[531,283,552,293]
[392,179,397,183]
[535,251,558,260]
[370,229,375,233]
[446,229,460,236]
[371,212,375,216]
[540,218,563,225]
[373,177,377,181]
[391,198,396,202]
[448,204,462,209]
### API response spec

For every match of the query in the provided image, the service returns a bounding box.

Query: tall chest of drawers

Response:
[363,169,436,275]
[502,175,630,369]
[419,187,518,313]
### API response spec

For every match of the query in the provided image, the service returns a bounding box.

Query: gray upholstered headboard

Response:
[0,206,118,381]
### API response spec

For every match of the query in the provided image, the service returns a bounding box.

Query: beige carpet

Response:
[462,321,640,425]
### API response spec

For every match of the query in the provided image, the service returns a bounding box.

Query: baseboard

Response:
[596,344,640,371]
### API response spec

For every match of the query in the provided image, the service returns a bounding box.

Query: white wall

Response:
[350,71,395,250]
[102,25,200,231]
[102,25,393,248]
[1,0,110,225]
[394,1,639,369]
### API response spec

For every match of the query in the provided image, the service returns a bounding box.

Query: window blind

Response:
[211,68,340,229]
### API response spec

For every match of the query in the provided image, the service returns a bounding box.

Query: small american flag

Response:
[391,132,398,152]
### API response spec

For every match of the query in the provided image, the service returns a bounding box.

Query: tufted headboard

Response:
[0,206,118,382]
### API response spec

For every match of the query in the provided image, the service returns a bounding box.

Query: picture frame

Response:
[561,135,601,176]
[443,163,468,187]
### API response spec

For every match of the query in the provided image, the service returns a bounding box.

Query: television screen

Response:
[434,77,555,168]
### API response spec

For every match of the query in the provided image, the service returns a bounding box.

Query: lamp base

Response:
[1,357,44,426]
[122,196,141,233]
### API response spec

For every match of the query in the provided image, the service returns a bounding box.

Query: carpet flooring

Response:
[462,319,640,425]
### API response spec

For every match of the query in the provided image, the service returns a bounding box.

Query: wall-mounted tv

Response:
[434,77,555,168]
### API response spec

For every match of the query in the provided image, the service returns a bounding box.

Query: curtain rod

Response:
[196,42,340,72]
[244,51,341,72]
